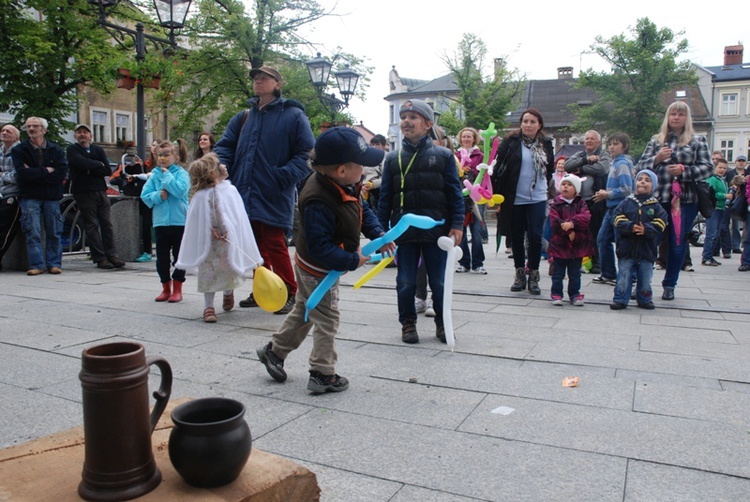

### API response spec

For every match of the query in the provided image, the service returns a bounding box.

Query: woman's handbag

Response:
[694,181,715,219]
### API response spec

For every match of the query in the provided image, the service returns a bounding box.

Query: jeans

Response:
[662,201,698,289]
[597,207,618,280]
[19,198,63,270]
[396,242,446,326]
[550,257,582,299]
[702,208,723,261]
[731,214,743,250]
[511,201,546,271]
[458,213,485,269]
[613,258,654,305]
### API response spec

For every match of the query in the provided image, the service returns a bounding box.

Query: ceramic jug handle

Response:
[146,356,173,432]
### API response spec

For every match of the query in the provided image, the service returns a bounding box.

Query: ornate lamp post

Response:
[89,0,191,159]
[304,53,360,124]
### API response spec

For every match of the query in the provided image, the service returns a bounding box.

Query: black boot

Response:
[511,268,526,291]
[527,269,541,295]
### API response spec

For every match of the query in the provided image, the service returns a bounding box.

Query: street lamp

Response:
[304,53,360,124]
[89,0,191,159]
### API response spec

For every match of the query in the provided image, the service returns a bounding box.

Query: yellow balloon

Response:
[252,266,288,312]
[353,256,394,289]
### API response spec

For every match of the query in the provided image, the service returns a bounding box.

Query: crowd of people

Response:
[2,65,749,394]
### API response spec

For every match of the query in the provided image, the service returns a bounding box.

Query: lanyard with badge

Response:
[398,148,419,211]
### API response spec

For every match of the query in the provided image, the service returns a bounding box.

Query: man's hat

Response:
[399,99,434,123]
[737,155,747,162]
[313,127,385,167]
[249,66,282,82]
[75,124,92,132]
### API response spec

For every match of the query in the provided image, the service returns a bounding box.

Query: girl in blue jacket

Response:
[141,140,190,303]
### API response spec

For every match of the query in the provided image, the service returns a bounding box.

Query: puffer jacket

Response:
[547,195,594,259]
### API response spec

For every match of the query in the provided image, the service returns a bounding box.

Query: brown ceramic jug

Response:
[78,341,172,501]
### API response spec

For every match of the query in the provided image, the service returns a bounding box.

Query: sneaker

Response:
[571,294,585,307]
[274,296,295,315]
[472,266,488,275]
[425,300,436,318]
[662,288,675,301]
[701,258,720,267]
[307,370,349,394]
[136,252,152,262]
[239,293,259,308]
[435,324,446,343]
[415,298,427,314]
[550,295,563,306]
[482,238,489,244]
[682,264,695,272]
[505,248,512,254]
[97,259,114,270]
[637,302,655,310]
[402,321,419,344]
[222,292,235,311]
[655,263,664,270]
[610,302,627,310]
[256,343,287,382]
[592,276,616,285]
[456,265,469,273]
[739,263,750,272]
[723,253,732,259]
[108,256,126,268]
[203,307,218,323]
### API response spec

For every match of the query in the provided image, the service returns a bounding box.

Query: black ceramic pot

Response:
[168,397,252,488]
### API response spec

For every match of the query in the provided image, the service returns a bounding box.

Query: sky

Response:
[297,0,747,134]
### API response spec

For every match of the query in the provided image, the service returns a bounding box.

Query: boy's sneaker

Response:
[571,294,585,307]
[435,324,446,343]
[550,295,563,306]
[308,370,349,394]
[425,300,436,317]
[256,343,287,382]
[414,298,427,314]
[274,296,296,315]
[472,266,488,275]
[402,321,419,344]
[136,252,152,262]
[456,265,469,273]
[701,258,721,267]
[239,293,259,308]
[637,302,655,310]
[592,276,616,285]
[610,302,627,310]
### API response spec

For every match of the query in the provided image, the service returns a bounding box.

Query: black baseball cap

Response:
[314,127,385,167]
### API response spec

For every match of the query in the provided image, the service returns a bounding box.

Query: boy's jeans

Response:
[19,198,63,270]
[550,257,582,300]
[597,207,618,280]
[701,208,723,261]
[613,258,654,305]
[396,242,446,326]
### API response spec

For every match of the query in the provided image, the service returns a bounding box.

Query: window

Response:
[719,138,735,162]
[389,104,395,124]
[114,112,132,143]
[91,109,110,143]
[720,93,738,116]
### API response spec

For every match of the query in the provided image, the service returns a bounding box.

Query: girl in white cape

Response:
[177,153,262,322]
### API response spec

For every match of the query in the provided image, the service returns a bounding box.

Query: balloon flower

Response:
[304,214,445,321]
[438,236,463,350]
[252,266,287,312]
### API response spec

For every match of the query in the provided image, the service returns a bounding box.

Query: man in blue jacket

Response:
[12,117,68,275]
[215,66,315,314]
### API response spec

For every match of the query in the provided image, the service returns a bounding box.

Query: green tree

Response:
[440,34,523,131]
[0,0,124,142]
[571,18,696,155]
[163,0,371,137]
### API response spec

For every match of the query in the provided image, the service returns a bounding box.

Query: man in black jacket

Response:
[67,124,125,269]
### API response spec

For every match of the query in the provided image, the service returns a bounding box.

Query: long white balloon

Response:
[437,236,463,350]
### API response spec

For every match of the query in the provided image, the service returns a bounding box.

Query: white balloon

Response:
[437,235,454,251]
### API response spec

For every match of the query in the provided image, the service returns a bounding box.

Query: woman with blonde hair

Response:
[635,101,713,300]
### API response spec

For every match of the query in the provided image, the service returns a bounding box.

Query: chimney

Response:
[557,67,573,79]
[724,45,744,65]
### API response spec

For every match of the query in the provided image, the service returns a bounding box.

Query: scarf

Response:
[521,135,548,191]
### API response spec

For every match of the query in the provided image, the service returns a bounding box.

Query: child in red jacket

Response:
[547,174,594,306]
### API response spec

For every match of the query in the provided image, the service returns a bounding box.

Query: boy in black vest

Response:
[256,127,394,394]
